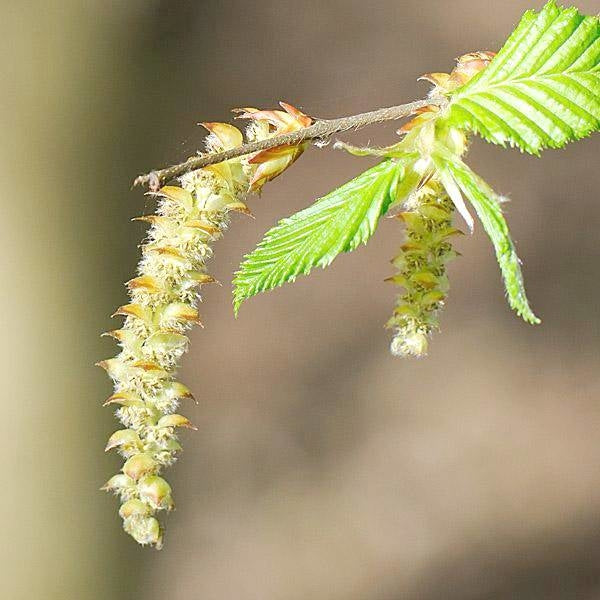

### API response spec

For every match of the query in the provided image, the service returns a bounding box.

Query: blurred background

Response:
[3,1,600,598]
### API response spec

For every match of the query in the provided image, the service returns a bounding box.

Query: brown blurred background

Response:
[2,1,600,598]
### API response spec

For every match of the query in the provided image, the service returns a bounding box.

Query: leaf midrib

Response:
[452,68,599,102]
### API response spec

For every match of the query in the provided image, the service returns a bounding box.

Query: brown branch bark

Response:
[133,97,446,190]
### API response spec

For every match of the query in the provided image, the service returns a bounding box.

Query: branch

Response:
[133,97,447,190]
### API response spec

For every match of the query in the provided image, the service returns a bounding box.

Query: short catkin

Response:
[387,179,459,357]
[385,51,496,356]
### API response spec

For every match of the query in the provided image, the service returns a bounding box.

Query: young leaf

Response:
[233,158,413,313]
[447,0,600,154]
[432,145,540,324]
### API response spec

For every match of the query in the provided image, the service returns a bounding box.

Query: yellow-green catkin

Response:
[387,178,459,357]
[99,104,311,548]
[383,51,495,357]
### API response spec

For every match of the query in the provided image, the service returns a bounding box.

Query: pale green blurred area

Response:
[2,1,600,599]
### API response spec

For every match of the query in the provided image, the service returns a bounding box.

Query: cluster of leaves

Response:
[233,0,599,341]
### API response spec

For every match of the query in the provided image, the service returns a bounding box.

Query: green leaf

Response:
[447,0,600,154]
[433,145,540,324]
[233,158,413,313]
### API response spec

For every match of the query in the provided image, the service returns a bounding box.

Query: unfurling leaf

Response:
[233,158,415,313]
[447,0,600,154]
[433,145,539,324]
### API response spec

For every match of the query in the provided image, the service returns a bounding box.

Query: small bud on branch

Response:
[133,98,447,190]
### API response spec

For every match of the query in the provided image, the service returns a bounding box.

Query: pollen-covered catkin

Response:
[99,103,311,548]
[387,178,459,357]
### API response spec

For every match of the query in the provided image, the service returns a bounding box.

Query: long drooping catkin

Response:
[99,104,311,548]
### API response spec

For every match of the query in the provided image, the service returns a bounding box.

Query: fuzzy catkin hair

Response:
[99,104,311,548]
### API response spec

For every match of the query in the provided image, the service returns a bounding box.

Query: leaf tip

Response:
[232,285,246,318]
[522,312,541,326]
